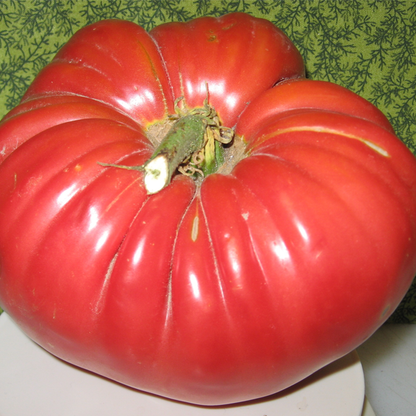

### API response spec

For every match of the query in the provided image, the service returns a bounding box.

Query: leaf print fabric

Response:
[0,0,415,322]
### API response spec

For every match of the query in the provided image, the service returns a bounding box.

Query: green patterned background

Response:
[0,0,415,323]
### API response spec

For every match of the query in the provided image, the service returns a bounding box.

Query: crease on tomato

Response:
[250,126,391,158]
[197,191,228,304]
[162,202,186,331]
[91,178,155,318]
[135,38,172,120]
[162,185,227,329]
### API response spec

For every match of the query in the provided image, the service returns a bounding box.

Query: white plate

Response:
[0,312,365,415]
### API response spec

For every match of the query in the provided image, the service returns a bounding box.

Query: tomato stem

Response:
[144,113,206,194]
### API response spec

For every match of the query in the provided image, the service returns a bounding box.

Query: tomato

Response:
[0,12,416,406]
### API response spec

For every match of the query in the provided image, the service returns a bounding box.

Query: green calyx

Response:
[99,97,234,194]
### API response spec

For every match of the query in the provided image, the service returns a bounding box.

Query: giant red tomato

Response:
[0,12,416,406]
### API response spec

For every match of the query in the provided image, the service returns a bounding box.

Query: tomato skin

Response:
[150,12,305,127]
[0,96,140,164]
[236,78,395,139]
[20,19,175,127]
[0,13,416,406]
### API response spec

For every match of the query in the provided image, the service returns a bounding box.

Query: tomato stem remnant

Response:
[99,96,234,194]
